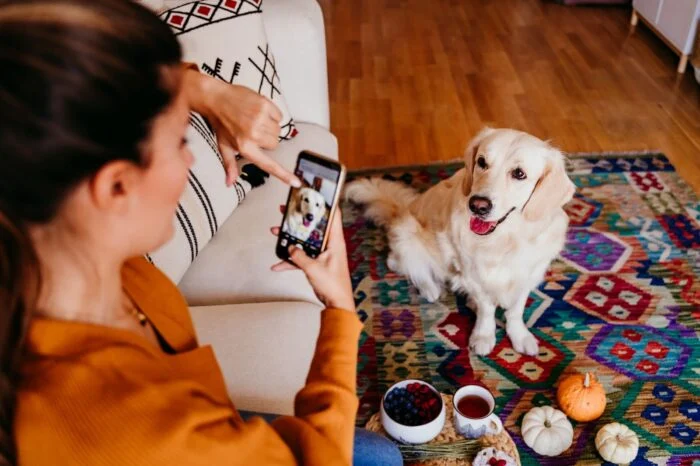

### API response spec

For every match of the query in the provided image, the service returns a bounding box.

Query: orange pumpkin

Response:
[556,372,606,422]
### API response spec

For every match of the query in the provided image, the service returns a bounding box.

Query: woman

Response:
[0,1,401,464]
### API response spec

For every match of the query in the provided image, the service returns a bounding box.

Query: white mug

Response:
[452,385,503,439]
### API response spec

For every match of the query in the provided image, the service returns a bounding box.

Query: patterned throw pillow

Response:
[144,0,295,283]
[148,0,298,139]
[147,113,269,284]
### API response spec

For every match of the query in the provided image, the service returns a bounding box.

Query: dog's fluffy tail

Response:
[344,178,418,226]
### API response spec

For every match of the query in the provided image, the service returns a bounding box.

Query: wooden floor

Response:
[318,0,700,192]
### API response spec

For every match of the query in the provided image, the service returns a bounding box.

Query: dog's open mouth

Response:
[303,218,311,227]
[469,207,516,236]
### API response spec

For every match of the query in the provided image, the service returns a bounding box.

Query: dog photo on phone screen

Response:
[282,164,337,250]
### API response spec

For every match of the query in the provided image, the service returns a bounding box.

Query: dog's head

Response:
[293,187,327,227]
[462,128,575,236]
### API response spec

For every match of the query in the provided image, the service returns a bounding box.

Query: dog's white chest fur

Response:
[439,195,568,310]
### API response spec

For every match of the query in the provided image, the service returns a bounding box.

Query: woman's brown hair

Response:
[0,0,182,462]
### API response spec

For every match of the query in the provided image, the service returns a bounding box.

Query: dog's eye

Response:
[512,168,527,180]
[477,156,488,170]
[303,198,309,203]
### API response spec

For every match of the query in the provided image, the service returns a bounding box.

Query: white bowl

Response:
[380,379,446,444]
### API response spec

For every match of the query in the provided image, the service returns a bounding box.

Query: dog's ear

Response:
[522,149,575,222]
[462,127,495,195]
[288,189,300,214]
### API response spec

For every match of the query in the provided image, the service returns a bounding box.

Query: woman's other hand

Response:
[183,69,301,188]
[271,210,355,311]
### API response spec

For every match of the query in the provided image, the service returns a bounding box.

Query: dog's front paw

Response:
[387,253,400,273]
[416,280,442,303]
[469,333,496,356]
[509,328,539,356]
[419,287,441,303]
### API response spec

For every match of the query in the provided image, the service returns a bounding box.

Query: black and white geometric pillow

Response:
[147,112,268,284]
[141,0,296,282]
[150,0,298,140]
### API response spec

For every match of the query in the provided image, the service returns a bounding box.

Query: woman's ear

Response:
[88,160,141,214]
[522,149,575,222]
[462,127,495,195]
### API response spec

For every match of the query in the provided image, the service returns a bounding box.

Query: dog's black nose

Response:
[305,213,315,222]
[469,196,492,216]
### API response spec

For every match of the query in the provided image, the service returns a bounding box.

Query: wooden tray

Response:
[365,394,521,466]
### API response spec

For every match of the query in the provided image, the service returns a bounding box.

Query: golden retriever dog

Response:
[284,187,327,242]
[345,128,575,356]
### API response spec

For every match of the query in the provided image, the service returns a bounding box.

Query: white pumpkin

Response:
[595,422,639,464]
[521,406,573,457]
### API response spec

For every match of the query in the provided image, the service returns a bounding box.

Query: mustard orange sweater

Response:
[16,258,362,465]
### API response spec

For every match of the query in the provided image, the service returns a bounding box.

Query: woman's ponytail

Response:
[0,210,39,465]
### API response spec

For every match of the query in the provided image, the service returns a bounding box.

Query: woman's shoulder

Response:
[122,256,173,291]
[122,257,198,350]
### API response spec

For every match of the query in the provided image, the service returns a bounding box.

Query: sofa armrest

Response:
[263,0,330,129]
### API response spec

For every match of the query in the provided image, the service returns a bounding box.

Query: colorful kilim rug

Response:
[343,153,700,465]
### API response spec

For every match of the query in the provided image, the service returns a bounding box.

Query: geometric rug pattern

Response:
[343,153,699,465]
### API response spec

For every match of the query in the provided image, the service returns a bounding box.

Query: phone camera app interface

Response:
[281,158,340,257]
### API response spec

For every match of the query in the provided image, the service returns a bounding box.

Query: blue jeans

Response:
[352,427,403,466]
[239,411,403,466]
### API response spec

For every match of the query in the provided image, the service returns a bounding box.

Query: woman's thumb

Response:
[288,246,314,270]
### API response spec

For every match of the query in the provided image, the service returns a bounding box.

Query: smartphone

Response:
[276,151,346,261]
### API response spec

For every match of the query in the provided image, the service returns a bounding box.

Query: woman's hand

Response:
[183,69,301,188]
[271,210,355,311]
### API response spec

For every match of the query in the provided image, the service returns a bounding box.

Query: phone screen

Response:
[277,152,344,260]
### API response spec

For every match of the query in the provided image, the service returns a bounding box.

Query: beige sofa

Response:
[179,0,339,416]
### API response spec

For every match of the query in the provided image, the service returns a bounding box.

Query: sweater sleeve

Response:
[272,308,363,465]
[183,62,199,72]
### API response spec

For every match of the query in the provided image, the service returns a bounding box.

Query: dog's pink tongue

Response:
[470,217,495,235]
[303,219,311,227]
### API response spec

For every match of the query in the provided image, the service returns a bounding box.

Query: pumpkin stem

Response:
[584,372,590,388]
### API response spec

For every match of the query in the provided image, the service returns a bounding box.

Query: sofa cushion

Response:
[189,300,323,415]
[178,123,338,306]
